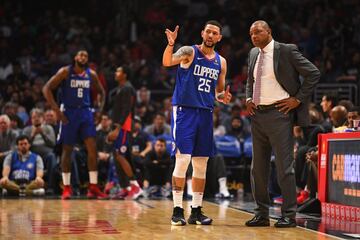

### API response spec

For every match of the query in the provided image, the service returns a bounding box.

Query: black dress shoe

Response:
[274,217,296,228]
[245,215,270,227]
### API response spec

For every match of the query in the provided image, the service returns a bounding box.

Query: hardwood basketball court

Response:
[0,199,339,239]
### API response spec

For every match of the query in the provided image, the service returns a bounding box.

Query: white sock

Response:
[192,192,204,208]
[186,178,192,196]
[89,171,98,184]
[218,177,230,196]
[173,190,183,208]
[130,180,139,187]
[62,173,71,186]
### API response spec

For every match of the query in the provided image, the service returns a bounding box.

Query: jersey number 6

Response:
[77,88,83,98]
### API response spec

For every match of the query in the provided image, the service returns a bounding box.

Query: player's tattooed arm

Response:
[90,70,105,112]
[173,46,194,59]
[163,46,194,67]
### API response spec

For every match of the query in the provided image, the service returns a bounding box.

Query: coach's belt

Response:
[257,103,277,110]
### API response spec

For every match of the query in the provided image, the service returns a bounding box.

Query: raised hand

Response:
[217,85,232,104]
[165,25,179,46]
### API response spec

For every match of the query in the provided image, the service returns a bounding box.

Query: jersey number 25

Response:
[198,78,211,93]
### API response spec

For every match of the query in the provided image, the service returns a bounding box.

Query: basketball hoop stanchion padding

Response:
[318,132,360,223]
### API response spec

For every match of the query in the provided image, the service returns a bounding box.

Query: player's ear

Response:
[201,30,204,38]
[217,34,223,43]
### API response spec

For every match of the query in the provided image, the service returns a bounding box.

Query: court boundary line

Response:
[205,201,344,240]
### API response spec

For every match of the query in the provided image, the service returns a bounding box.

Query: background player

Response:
[107,66,143,199]
[42,50,107,199]
[163,20,232,225]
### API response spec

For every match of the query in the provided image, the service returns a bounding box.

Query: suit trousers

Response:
[250,108,297,218]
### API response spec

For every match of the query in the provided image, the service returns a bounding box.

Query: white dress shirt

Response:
[253,39,289,105]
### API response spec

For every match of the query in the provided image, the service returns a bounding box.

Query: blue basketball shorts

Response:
[58,107,96,145]
[171,106,214,157]
[113,128,131,158]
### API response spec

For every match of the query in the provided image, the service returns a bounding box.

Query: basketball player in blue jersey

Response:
[42,50,108,199]
[163,20,232,225]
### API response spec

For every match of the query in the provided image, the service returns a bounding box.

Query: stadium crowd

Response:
[0,0,359,206]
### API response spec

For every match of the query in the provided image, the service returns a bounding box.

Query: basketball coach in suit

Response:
[245,20,320,228]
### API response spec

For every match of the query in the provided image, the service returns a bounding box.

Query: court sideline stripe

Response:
[205,201,343,240]
[136,199,155,208]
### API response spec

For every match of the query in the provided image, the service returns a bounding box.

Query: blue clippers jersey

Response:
[10,152,37,181]
[172,45,221,110]
[60,65,92,108]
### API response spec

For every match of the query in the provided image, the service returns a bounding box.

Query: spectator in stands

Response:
[294,105,332,202]
[44,109,59,136]
[338,99,354,112]
[161,97,172,125]
[223,104,250,135]
[143,138,172,198]
[226,116,250,142]
[9,114,22,136]
[0,135,45,196]
[0,114,18,176]
[295,105,347,200]
[136,86,157,125]
[95,113,113,187]
[329,105,348,132]
[2,102,23,129]
[346,106,360,128]
[131,116,153,177]
[320,93,338,123]
[144,112,171,137]
[22,108,57,194]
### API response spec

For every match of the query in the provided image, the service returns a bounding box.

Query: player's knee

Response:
[173,154,191,178]
[192,157,208,179]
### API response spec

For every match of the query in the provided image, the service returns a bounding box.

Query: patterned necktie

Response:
[253,50,265,105]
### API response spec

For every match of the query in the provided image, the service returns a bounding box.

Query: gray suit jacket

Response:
[246,41,320,126]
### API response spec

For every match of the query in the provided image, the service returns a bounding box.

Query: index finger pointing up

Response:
[174,25,179,33]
